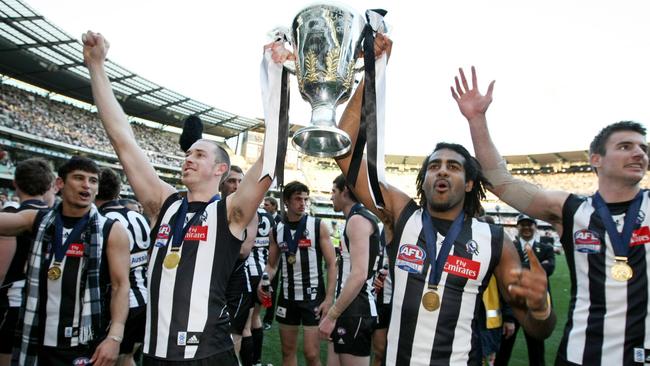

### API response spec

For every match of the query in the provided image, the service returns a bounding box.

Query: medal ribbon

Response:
[283,215,308,257]
[53,210,90,264]
[421,210,465,289]
[170,195,220,250]
[593,191,643,258]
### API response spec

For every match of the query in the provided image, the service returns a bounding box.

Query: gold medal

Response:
[47,265,62,281]
[163,252,181,269]
[287,254,296,265]
[421,290,440,311]
[612,258,633,281]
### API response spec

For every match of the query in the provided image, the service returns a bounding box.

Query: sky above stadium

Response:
[24,0,650,156]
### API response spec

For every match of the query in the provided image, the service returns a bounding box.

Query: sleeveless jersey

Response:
[144,194,241,360]
[335,205,380,317]
[376,229,393,305]
[386,201,502,366]
[0,199,48,308]
[274,216,324,301]
[99,202,150,308]
[246,210,274,277]
[557,191,650,365]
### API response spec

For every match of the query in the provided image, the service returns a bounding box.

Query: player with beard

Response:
[269,37,557,364]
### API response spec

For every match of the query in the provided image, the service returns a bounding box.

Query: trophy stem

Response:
[310,105,336,126]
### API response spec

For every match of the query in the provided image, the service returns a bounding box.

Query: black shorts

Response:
[142,349,238,366]
[275,297,322,326]
[331,316,376,357]
[0,306,19,354]
[249,275,262,305]
[227,291,252,335]
[38,345,93,366]
[374,303,391,330]
[120,305,146,354]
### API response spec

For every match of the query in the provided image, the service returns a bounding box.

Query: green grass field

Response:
[259,255,571,365]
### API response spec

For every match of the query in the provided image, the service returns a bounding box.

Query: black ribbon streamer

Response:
[347,20,385,208]
[275,67,290,191]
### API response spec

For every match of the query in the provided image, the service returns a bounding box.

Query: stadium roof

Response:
[0,0,262,138]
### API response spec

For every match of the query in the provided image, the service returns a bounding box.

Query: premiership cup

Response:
[289,4,366,158]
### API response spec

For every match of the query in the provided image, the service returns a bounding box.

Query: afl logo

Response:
[396,244,425,274]
[157,224,171,240]
[574,229,602,254]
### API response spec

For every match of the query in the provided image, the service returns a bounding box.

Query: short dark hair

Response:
[57,156,99,180]
[264,196,278,209]
[14,158,54,196]
[589,121,646,156]
[96,168,121,201]
[415,142,491,218]
[333,174,358,202]
[283,181,309,203]
[229,165,243,175]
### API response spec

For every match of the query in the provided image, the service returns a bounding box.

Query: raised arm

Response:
[334,34,410,229]
[83,31,174,218]
[452,66,568,227]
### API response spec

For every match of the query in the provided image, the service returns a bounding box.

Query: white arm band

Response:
[483,159,540,210]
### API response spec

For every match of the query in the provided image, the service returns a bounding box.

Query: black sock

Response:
[240,336,254,366]
[251,327,264,364]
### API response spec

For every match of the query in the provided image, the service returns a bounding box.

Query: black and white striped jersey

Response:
[246,210,274,277]
[335,205,380,317]
[274,216,324,301]
[145,194,241,361]
[557,191,650,365]
[0,200,48,308]
[34,211,113,348]
[99,203,150,308]
[376,234,393,306]
[386,201,502,366]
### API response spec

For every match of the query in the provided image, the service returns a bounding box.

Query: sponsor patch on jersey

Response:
[184,225,208,241]
[465,240,479,255]
[633,347,646,363]
[298,238,312,248]
[130,251,148,268]
[65,243,84,257]
[72,357,91,365]
[177,332,201,345]
[444,255,480,280]
[276,306,287,318]
[574,229,602,254]
[255,237,270,247]
[631,226,650,247]
[278,242,289,252]
[177,331,187,346]
[396,244,425,274]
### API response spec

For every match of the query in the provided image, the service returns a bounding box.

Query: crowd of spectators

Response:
[0,83,184,167]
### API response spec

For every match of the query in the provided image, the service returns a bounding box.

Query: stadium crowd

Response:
[0,29,648,366]
[0,83,183,167]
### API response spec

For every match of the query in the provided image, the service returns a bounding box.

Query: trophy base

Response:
[292,126,351,158]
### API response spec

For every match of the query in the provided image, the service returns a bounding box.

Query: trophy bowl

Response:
[290,3,365,158]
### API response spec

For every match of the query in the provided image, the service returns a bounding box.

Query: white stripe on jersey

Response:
[338,237,377,317]
[7,280,25,307]
[183,208,218,359]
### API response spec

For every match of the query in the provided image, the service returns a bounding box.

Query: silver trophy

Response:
[288,4,366,158]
